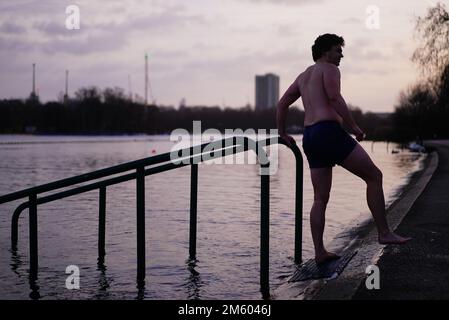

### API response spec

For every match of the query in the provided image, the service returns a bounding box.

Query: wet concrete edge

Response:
[300,150,439,300]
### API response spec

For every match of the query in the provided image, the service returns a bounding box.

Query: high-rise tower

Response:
[255,73,279,110]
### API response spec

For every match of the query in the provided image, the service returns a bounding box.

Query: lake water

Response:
[0,134,425,299]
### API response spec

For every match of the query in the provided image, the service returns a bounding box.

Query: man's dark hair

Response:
[312,34,345,62]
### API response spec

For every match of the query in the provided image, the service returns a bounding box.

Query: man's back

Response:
[297,63,343,126]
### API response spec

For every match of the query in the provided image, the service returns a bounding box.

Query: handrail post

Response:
[260,163,270,298]
[98,187,106,265]
[136,166,146,287]
[29,193,38,281]
[294,144,303,264]
[189,163,198,260]
[11,207,20,251]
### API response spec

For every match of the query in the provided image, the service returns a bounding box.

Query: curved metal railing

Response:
[0,135,303,298]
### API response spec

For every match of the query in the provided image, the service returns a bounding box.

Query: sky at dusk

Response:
[0,0,446,112]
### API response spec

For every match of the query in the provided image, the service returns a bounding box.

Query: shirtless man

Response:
[276,34,411,264]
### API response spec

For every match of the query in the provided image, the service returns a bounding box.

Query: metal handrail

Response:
[0,137,266,204]
[0,135,303,298]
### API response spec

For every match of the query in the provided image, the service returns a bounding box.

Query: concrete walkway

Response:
[352,140,449,299]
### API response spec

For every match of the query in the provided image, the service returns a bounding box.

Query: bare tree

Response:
[412,2,449,93]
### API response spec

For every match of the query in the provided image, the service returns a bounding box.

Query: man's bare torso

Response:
[297,63,343,126]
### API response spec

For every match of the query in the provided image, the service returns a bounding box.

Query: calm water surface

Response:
[0,134,425,299]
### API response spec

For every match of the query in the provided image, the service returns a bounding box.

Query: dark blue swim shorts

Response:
[302,120,357,169]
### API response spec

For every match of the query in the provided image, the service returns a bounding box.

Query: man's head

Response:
[312,33,345,66]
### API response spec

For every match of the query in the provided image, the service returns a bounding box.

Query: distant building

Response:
[255,73,279,110]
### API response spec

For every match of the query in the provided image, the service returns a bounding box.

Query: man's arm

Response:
[276,77,301,146]
[331,95,361,133]
[323,65,364,139]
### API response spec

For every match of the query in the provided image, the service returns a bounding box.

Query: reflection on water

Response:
[9,248,40,299]
[94,263,112,300]
[29,279,40,300]
[0,135,426,299]
[184,259,202,300]
[10,248,23,277]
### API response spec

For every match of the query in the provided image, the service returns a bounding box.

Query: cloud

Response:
[0,51,32,73]
[345,37,391,62]
[342,17,362,25]
[245,0,325,5]
[40,31,128,55]
[352,38,371,47]
[124,5,207,31]
[1,4,207,56]
[0,28,127,55]
[0,35,34,52]
[0,1,60,16]
[277,24,300,37]
[0,0,424,111]
[0,21,26,34]
[32,4,206,37]
[361,50,389,60]
[177,48,310,81]
[343,63,398,76]
[33,21,83,37]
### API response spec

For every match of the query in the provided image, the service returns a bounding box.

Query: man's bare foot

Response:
[378,232,412,245]
[315,251,341,265]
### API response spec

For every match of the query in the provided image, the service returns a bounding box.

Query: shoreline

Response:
[307,149,438,299]
[273,148,438,300]
[350,140,449,299]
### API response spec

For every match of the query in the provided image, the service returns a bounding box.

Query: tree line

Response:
[0,86,394,140]
[393,2,449,142]
[0,86,297,134]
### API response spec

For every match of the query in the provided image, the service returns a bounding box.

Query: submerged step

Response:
[289,250,357,282]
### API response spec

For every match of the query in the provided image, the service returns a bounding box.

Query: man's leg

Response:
[310,167,340,263]
[340,144,411,244]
